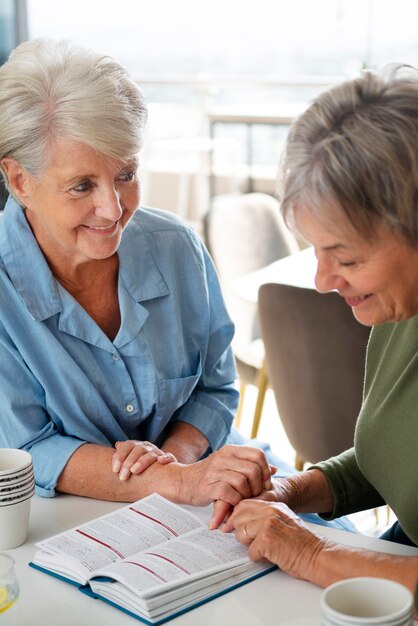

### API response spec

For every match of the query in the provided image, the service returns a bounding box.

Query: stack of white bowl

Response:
[0,449,34,549]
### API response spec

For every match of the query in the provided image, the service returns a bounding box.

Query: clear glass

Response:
[0,553,19,613]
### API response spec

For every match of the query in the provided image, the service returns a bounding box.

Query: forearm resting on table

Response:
[56,443,186,502]
[56,440,272,511]
[295,472,418,612]
[313,539,418,609]
[161,421,209,464]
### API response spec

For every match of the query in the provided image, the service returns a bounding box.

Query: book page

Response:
[93,526,254,598]
[33,494,206,582]
[91,561,270,621]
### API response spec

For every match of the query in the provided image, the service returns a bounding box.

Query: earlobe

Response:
[1,157,33,206]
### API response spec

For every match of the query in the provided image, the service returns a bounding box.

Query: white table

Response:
[234,246,317,304]
[4,495,418,626]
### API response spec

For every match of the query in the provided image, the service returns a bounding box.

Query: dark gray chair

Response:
[258,283,370,469]
[204,193,299,432]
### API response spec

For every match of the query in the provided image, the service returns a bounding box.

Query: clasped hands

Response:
[111,438,276,526]
[111,440,333,582]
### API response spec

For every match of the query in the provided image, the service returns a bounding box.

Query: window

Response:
[23,1,418,215]
[0,0,27,65]
[26,0,418,77]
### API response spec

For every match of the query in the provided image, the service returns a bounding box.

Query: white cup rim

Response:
[320,577,413,624]
[0,477,35,497]
[0,474,34,487]
[0,467,34,485]
[0,462,32,477]
[0,449,32,475]
[0,488,35,506]
[0,473,34,489]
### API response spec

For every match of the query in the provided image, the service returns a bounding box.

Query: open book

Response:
[30,494,274,624]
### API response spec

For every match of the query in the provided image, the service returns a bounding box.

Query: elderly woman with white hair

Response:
[224,68,418,608]
[0,38,279,512]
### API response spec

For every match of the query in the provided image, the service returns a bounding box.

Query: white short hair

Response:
[0,38,148,193]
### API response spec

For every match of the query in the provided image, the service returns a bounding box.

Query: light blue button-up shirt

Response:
[0,198,238,497]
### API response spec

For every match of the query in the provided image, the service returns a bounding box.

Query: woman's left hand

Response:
[112,440,177,481]
[227,500,326,582]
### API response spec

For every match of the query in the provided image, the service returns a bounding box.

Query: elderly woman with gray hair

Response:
[0,38,278,515]
[225,68,418,606]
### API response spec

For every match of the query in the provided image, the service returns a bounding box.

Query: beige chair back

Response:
[204,192,298,354]
[258,283,370,463]
[204,193,299,432]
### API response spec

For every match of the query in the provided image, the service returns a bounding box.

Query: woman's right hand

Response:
[225,499,328,583]
[212,475,291,530]
[180,444,275,510]
[219,469,333,531]
[260,474,311,510]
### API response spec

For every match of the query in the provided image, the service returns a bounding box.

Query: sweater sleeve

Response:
[310,447,385,519]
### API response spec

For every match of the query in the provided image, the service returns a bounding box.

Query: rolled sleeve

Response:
[174,395,231,451]
[30,434,86,497]
[174,382,239,451]
[0,325,88,497]
[171,340,239,450]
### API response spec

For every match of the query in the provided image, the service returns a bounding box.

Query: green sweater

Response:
[313,314,418,545]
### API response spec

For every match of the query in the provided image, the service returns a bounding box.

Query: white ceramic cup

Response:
[0,486,35,506]
[0,449,32,476]
[320,577,413,626]
[0,475,35,496]
[0,497,32,549]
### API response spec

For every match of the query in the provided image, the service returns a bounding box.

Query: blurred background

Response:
[2,0,418,226]
[0,0,410,533]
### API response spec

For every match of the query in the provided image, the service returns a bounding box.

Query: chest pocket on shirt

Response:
[157,354,202,422]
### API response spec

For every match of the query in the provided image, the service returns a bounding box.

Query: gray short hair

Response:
[279,67,418,246]
[0,38,148,193]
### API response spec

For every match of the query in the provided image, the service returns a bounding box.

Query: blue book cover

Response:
[29,494,276,624]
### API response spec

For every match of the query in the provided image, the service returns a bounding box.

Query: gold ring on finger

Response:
[243,522,253,540]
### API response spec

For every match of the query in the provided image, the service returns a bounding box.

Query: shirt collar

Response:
[117,210,170,303]
[0,197,61,321]
[0,198,170,322]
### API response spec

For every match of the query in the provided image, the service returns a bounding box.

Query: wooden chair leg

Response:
[294,453,305,471]
[234,382,246,431]
[373,505,391,527]
[250,361,269,439]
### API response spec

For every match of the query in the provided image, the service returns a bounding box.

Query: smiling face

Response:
[4,137,140,272]
[294,206,418,326]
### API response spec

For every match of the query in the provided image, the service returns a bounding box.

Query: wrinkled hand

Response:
[210,475,288,529]
[248,476,294,503]
[112,440,177,481]
[225,499,326,581]
[181,444,275,515]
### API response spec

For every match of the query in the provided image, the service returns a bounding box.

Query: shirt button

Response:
[126,404,134,413]
[112,354,119,360]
